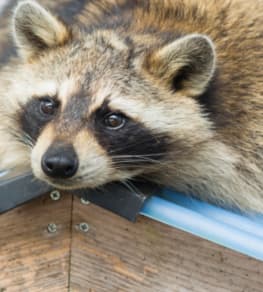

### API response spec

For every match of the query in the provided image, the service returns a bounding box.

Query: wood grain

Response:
[0,193,72,292]
[0,193,263,291]
[70,197,263,292]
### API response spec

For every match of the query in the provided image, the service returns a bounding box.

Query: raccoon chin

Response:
[38,174,114,191]
[45,181,82,191]
[41,178,99,190]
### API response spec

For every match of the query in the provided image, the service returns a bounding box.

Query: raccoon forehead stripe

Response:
[32,80,57,98]
[59,78,79,108]
[87,80,117,116]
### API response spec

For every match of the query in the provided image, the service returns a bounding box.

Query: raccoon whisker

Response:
[8,127,35,149]
[19,134,34,149]
[29,176,40,184]
[120,180,142,195]
[76,166,103,178]
[21,133,35,148]
[112,159,161,165]
[111,155,165,165]
[4,114,35,145]
[108,135,169,154]
[111,153,166,158]
[22,136,34,148]
[24,132,35,143]
[109,145,165,155]
[126,179,143,194]
[111,154,166,163]
[10,131,30,148]
[74,172,102,182]
[112,158,182,172]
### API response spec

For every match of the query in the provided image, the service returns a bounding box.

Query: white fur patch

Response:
[59,78,78,108]
[10,77,57,105]
[33,80,57,97]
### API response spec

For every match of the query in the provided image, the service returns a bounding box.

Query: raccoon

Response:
[0,0,262,212]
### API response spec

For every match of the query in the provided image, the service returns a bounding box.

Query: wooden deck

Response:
[0,192,262,291]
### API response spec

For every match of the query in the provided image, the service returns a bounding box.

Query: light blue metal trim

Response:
[140,190,263,261]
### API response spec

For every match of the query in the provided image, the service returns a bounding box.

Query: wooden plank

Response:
[70,197,263,292]
[0,193,72,292]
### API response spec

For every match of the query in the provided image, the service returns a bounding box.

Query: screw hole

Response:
[78,222,89,233]
[50,190,61,201]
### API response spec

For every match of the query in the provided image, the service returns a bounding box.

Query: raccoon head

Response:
[1,1,216,190]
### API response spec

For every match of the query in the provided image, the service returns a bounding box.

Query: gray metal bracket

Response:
[0,172,52,213]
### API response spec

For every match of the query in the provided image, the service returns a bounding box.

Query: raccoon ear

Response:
[144,34,216,96]
[12,1,71,60]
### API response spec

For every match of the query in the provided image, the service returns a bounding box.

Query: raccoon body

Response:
[0,0,262,212]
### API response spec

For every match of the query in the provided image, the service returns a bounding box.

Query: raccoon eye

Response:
[103,113,126,130]
[39,98,58,116]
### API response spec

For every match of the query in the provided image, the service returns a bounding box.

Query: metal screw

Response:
[79,222,90,233]
[47,223,57,233]
[80,197,90,205]
[50,190,61,201]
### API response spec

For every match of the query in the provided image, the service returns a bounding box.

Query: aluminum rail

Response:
[141,190,263,261]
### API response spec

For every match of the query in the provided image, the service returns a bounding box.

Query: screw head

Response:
[79,222,90,233]
[47,223,57,233]
[80,197,90,205]
[50,190,61,201]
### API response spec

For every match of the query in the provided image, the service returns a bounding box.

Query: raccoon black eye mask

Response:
[20,97,59,142]
[93,105,169,167]
[20,95,169,170]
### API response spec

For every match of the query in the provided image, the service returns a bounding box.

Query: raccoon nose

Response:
[41,144,78,179]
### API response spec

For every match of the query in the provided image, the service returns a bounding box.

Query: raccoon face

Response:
[2,1,215,190]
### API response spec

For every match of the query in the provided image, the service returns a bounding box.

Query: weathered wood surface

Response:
[70,197,263,292]
[0,194,72,292]
[1,194,263,291]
